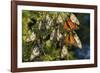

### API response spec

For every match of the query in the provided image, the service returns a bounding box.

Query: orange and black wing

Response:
[63,21,71,31]
[67,19,79,30]
[65,33,76,45]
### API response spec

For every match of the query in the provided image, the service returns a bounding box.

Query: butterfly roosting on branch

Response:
[64,14,82,48]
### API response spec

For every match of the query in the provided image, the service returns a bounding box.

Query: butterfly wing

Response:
[64,22,71,31]
[65,32,82,49]
[26,36,31,42]
[67,19,79,30]
[30,32,36,41]
[57,15,63,23]
[61,46,68,58]
[65,33,76,45]
[70,13,80,25]
[69,33,76,45]
[30,46,40,61]
[50,29,56,40]
[73,31,82,48]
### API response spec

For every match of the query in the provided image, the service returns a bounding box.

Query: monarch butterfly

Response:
[65,32,82,48]
[65,32,75,45]
[61,45,68,59]
[26,32,36,42]
[30,46,40,61]
[50,29,56,40]
[57,29,63,41]
[70,13,80,25]
[57,15,63,24]
[46,14,52,29]
[64,19,79,32]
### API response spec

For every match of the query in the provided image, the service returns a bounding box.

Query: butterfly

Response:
[63,19,79,32]
[45,14,53,29]
[57,15,63,24]
[61,45,68,59]
[64,13,80,32]
[65,32,82,48]
[30,46,40,61]
[57,29,63,41]
[50,29,56,40]
[70,13,80,25]
[26,32,36,42]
